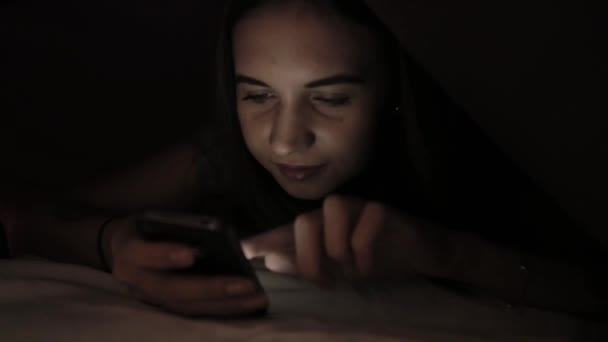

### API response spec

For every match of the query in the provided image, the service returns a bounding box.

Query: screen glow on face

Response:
[233,3,388,200]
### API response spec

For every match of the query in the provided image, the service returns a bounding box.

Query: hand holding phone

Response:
[107,212,268,317]
[135,211,262,286]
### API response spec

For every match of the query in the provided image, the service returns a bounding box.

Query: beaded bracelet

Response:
[507,255,529,310]
[97,216,118,272]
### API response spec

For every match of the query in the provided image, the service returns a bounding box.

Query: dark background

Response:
[1,1,606,243]
[1,1,223,193]
[366,0,607,245]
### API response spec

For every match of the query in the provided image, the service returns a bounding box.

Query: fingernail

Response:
[341,263,356,280]
[242,295,269,309]
[125,284,140,294]
[169,249,194,265]
[225,281,256,296]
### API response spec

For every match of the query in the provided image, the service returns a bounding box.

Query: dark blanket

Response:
[1,0,605,248]
[0,224,8,259]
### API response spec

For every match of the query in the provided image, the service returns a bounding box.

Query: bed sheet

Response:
[0,258,604,341]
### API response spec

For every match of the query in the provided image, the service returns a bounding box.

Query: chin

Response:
[282,184,329,201]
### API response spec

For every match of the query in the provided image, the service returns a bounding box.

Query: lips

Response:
[276,163,326,181]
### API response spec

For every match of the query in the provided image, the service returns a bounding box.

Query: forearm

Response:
[9,208,111,270]
[448,231,606,315]
[70,143,202,211]
[9,143,203,268]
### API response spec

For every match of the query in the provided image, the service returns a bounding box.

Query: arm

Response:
[7,143,202,268]
[9,210,113,270]
[444,229,606,315]
[242,195,607,316]
[7,143,268,316]
[68,143,203,212]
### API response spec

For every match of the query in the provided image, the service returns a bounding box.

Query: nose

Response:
[269,107,315,157]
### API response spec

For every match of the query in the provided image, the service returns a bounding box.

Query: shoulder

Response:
[69,143,203,211]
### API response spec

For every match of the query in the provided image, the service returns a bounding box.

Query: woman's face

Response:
[233,2,388,200]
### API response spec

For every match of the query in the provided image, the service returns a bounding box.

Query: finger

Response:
[322,195,353,263]
[121,239,199,270]
[160,294,269,317]
[264,253,298,274]
[351,202,387,277]
[129,272,259,302]
[241,224,294,259]
[294,210,326,285]
[128,286,268,317]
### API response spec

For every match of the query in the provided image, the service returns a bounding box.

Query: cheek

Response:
[344,125,375,168]
[321,113,376,168]
[238,113,269,154]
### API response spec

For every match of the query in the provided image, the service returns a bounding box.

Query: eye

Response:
[311,95,350,107]
[242,92,276,104]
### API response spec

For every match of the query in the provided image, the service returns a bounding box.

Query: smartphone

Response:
[135,210,261,289]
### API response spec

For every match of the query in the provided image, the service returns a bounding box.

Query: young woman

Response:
[3,0,605,318]
[215,0,608,315]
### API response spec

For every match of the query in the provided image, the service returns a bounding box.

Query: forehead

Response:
[233,3,379,75]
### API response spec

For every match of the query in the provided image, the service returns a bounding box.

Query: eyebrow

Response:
[305,74,365,88]
[235,75,270,87]
[235,73,366,88]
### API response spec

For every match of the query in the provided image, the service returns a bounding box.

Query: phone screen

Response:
[136,211,259,282]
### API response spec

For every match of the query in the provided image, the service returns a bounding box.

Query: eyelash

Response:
[241,93,350,107]
[242,93,276,104]
[312,96,350,106]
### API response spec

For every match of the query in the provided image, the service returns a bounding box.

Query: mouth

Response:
[275,163,327,181]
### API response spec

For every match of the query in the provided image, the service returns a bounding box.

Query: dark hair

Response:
[213,0,416,232]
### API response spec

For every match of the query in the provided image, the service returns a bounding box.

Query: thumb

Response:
[240,239,263,260]
[241,224,294,260]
